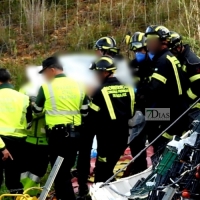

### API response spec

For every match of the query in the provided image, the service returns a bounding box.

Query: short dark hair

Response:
[0,68,11,83]
[42,56,63,71]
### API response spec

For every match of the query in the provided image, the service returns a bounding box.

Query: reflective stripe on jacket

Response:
[42,77,84,127]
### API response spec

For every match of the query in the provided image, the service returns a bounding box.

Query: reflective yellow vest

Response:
[42,77,84,128]
[0,88,29,138]
[19,84,48,145]
[26,114,48,145]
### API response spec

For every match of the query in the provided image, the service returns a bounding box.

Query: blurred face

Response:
[146,38,161,54]
[42,68,56,81]
[95,71,110,82]
[95,50,103,56]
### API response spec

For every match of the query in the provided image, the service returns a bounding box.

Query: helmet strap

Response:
[173,42,183,55]
[179,42,183,53]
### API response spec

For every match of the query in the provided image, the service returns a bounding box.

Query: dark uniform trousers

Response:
[77,127,94,190]
[94,122,128,183]
[77,122,129,186]
[22,142,49,180]
[48,130,79,200]
[0,137,25,194]
[127,122,170,176]
[128,133,147,175]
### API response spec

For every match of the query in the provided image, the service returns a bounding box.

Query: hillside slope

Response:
[0,0,200,82]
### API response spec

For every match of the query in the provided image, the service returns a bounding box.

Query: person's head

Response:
[39,56,63,81]
[145,25,171,55]
[129,32,147,62]
[0,68,11,85]
[94,36,120,57]
[169,31,183,57]
[89,56,116,83]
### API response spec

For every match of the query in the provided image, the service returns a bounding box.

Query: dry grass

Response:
[20,0,55,41]
[0,21,10,55]
[0,0,199,56]
[0,0,200,81]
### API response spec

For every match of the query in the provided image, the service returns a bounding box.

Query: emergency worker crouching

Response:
[19,81,49,196]
[170,31,200,112]
[137,25,189,154]
[77,56,135,199]
[0,68,32,194]
[32,57,88,200]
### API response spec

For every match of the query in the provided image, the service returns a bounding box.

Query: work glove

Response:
[30,96,37,103]
[128,111,146,144]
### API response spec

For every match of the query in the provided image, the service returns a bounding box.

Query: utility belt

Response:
[46,124,81,138]
[26,136,48,145]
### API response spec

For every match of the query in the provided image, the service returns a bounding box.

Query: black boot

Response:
[76,184,91,200]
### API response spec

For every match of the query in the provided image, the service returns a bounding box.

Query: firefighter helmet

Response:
[169,31,182,49]
[89,56,116,73]
[145,25,171,40]
[94,37,119,54]
[129,32,146,51]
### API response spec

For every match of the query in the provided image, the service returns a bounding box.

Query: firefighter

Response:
[137,25,189,153]
[0,68,32,194]
[129,32,155,110]
[19,81,49,196]
[169,31,200,110]
[77,56,135,199]
[32,56,88,200]
[77,37,120,199]
[124,32,155,176]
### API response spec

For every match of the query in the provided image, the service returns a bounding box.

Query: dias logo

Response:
[145,108,170,121]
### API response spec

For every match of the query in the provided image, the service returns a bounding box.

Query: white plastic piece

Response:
[168,131,198,154]
[90,166,153,200]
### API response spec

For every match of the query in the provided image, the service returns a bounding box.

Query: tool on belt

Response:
[46,124,80,138]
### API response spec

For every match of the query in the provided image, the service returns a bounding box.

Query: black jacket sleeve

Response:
[26,104,33,124]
